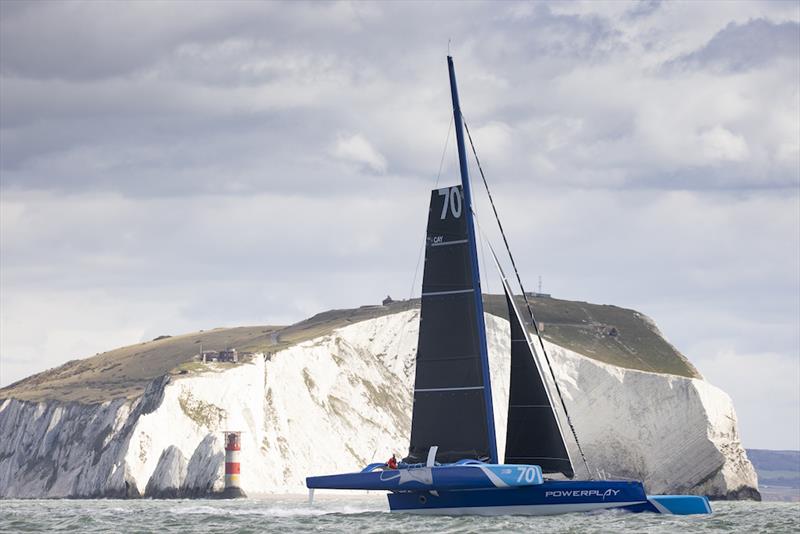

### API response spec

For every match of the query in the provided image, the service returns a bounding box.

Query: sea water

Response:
[1,495,797,533]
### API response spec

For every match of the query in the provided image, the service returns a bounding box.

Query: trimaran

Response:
[306,56,712,516]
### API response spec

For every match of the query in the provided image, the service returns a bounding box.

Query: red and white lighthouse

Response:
[222,431,246,498]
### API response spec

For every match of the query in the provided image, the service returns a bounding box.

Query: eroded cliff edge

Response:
[0,298,759,499]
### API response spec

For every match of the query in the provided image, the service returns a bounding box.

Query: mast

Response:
[447,55,498,464]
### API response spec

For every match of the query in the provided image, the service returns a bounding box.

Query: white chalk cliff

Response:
[0,310,758,499]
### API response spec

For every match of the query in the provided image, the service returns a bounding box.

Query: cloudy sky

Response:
[1,1,798,449]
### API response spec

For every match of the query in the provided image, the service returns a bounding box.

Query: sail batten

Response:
[416,386,485,392]
[421,288,474,297]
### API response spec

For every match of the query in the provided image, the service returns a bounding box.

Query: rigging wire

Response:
[474,218,579,478]
[477,216,491,295]
[410,115,454,297]
[462,115,593,480]
[469,156,491,295]
[392,117,454,366]
[435,116,455,189]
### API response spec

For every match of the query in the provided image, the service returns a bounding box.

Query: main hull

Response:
[307,463,543,492]
[387,479,712,516]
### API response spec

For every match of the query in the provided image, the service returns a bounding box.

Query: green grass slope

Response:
[482,294,700,378]
[0,295,699,405]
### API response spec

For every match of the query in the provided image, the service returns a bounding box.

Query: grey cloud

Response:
[5,3,794,199]
[0,1,283,81]
[490,4,625,63]
[0,2,633,193]
[667,18,800,73]
[624,0,663,21]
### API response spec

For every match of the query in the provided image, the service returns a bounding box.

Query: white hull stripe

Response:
[392,501,644,516]
[647,498,672,514]
[421,288,474,297]
[474,466,508,488]
[415,386,484,393]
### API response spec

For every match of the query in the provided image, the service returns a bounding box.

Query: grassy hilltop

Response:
[0,295,700,404]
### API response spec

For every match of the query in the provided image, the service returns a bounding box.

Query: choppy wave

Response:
[0,497,797,533]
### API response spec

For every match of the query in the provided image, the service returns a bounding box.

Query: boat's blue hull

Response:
[306,463,543,492]
[387,479,712,516]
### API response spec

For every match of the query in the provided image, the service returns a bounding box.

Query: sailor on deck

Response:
[386,454,398,469]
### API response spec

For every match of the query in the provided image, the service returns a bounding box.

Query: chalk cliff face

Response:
[540,344,759,500]
[0,310,758,499]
